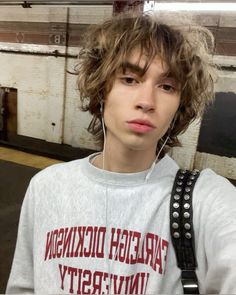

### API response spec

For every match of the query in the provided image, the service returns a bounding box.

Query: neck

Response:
[93,144,157,173]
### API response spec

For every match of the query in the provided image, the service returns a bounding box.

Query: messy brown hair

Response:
[76,12,217,154]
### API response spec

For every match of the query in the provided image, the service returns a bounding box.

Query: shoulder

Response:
[22,157,91,206]
[193,168,236,218]
[28,157,86,188]
[196,168,235,197]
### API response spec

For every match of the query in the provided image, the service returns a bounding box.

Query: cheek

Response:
[104,88,127,124]
[164,96,181,121]
[157,103,180,136]
[103,101,121,130]
[104,105,124,130]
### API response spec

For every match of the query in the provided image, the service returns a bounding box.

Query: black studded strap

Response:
[170,169,200,294]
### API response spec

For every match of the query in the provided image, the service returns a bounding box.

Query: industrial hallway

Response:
[0,0,235,293]
[0,147,63,293]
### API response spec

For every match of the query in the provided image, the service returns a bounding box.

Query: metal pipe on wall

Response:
[61,7,70,145]
[0,48,77,59]
[0,0,114,6]
[1,48,235,71]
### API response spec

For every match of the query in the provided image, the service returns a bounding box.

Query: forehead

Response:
[121,48,169,75]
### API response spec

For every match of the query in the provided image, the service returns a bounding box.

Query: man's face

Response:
[103,49,181,155]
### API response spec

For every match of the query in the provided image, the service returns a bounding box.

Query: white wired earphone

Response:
[100,100,177,181]
[100,100,114,293]
[99,101,178,214]
[99,101,177,293]
[144,114,177,182]
[100,101,106,170]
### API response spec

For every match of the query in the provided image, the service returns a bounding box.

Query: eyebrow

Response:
[120,61,174,81]
[121,62,146,76]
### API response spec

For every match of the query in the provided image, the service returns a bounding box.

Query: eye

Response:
[121,76,138,85]
[160,84,176,93]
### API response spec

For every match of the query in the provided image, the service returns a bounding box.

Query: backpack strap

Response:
[170,168,200,294]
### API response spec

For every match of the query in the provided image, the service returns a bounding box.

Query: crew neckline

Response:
[80,152,179,187]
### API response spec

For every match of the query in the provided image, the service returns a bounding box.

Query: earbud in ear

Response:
[100,101,104,113]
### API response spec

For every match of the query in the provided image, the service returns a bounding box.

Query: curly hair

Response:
[76,12,218,154]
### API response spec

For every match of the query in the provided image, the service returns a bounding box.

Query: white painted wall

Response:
[0,6,112,23]
[0,6,112,149]
[63,54,97,150]
[0,50,65,143]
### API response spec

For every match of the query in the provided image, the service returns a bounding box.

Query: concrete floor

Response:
[0,147,62,293]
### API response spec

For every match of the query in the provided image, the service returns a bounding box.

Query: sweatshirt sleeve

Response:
[6,180,35,293]
[197,171,236,293]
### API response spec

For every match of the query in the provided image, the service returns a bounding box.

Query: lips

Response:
[128,119,155,127]
[126,119,155,133]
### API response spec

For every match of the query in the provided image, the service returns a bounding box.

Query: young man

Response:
[6,12,236,294]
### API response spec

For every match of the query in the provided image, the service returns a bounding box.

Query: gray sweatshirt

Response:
[6,154,236,294]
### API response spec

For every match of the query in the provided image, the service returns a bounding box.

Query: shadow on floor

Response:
[0,160,39,293]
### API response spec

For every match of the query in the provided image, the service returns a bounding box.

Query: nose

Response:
[135,84,155,113]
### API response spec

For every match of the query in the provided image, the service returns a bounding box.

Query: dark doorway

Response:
[197,92,236,158]
[0,87,17,141]
[0,87,94,161]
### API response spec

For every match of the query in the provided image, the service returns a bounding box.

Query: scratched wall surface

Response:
[0,6,112,149]
[63,56,97,149]
[0,52,66,143]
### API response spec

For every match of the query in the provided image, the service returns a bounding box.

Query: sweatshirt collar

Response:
[80,152,179,187]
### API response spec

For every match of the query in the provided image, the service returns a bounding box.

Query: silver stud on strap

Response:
[185,232,192,239]
[176,187,182,193]
[173,202,180,209]
[184,203,190,210]
[173,232,180,238]
[172,222,179,229]
[173,212,179,218]
[192,169,199,175]
[185,187,191,192]
[184,212,190,218]
[174,194,180,200]
[184,223,191,230]
[184,194,190,200]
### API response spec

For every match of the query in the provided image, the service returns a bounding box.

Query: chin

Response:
[125,141,155,152]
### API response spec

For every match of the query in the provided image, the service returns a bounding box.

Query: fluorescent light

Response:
[144,2,236,12]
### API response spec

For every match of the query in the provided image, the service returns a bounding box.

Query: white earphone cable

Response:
[145,135,169,182]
